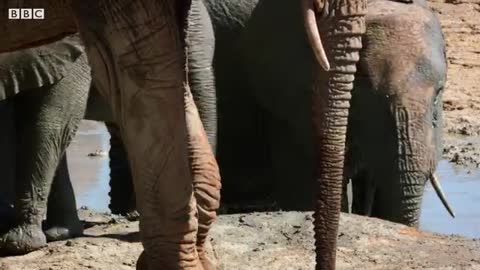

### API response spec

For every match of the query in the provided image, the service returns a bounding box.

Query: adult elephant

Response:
[1,0,366,269]
[344,0,453,226]
[211,0,452,227]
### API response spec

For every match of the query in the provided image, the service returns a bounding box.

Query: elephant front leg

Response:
[71,1,202,269]
[185,87,221,270]
[105,123,138,220]
[44,154,83,241]
[0,56,90,255]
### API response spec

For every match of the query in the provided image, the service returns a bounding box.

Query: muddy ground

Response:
[1,210,479,270]
[433,0,480,167]
[1,0,480,269]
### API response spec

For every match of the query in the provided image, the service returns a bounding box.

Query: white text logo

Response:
[8,8,44,20]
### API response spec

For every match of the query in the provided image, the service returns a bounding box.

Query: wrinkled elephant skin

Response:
[346,0,448,226]
[0,36,90,254]
[0,0,365,269]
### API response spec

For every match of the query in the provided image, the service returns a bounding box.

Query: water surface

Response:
[67,120,110,213]
[420,160,480,238]
[67,121,480,238]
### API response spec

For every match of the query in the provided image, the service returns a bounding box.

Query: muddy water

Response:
[68,121,480,239]
[67,120,110,213]
[420,160,480,238]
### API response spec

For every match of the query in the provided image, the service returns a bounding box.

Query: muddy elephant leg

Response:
[44,154,83,241]
[185,87,221,270]
[0,100,15,232]
[105,122,137,218]
[71,1,202,268]
[0,56,90,255]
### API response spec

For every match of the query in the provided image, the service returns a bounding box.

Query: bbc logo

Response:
[8,8,44,20]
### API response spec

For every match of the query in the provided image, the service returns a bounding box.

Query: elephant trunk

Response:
[393,106,428,227]
[305,0,366,268]
[394,106,454,226]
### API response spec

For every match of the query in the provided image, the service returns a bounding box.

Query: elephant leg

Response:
[71,1,202,268]
[0,99,15,232]
[185,87,221,270]
[44,154,83,241]
[186,0,217,153]
[0,56,90,255]
[105,122,137,218]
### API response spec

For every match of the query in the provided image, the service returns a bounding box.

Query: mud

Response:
[0,210,479,270]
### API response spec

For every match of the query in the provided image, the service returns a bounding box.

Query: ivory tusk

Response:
[430,173,455,218]
[301,0,330,71]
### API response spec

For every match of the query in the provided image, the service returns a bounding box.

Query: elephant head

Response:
[348,0,452,226]
[302,0,366,268]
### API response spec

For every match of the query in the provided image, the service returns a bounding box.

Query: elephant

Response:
[107,0,453,227]
[0,35,91,248]
[210,0,452,227]
[344,0,453,225]
[1,0,366,269]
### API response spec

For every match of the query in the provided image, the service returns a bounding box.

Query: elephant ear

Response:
[0,34,85,101]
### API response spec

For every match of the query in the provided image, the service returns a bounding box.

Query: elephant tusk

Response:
[301,0,330,71]
[430,173,455,218]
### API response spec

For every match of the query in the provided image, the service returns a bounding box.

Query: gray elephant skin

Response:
[0,0,221,265]
[0,36,90,251]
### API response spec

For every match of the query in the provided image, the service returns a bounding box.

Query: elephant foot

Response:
[44,220,83,242]
[199,251,216,270]
[0,224,46,255]
[136,251,205,270]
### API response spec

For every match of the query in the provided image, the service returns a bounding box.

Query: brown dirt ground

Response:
[433,0,480,166]
[1,210,479,270]
[1,0,480,269]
